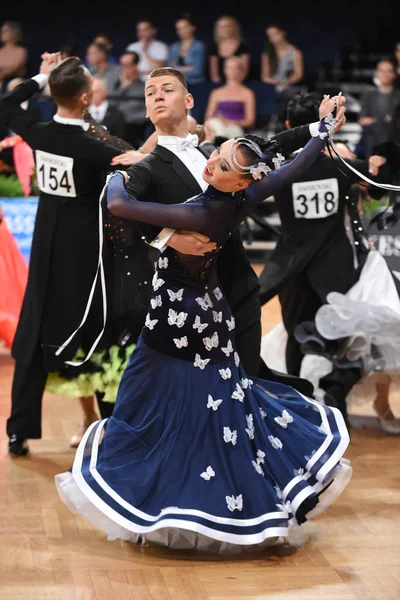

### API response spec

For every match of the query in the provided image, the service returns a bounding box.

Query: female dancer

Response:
[56,97,351,553]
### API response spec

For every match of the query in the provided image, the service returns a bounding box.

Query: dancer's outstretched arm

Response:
[244,117,332,207]
[107,173,210,232]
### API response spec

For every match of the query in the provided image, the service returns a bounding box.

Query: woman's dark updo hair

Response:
[236,134,282,181]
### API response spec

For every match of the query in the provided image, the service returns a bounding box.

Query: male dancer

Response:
[258,93,388,421]
[105,68,346,412]
[1,53,124,455]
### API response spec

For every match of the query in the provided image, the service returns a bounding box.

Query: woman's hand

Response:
[319,93,346,120]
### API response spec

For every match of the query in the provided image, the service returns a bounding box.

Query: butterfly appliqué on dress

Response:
[252,460,264,475]
[293,467,304,477]
[194,354,211,370]
[231,383,245,402]
[213,311,223,323]
[158,257,168,269]
[150,295,162,310]
[219,368,232,380]
[203,332,219,351]
[276,501,292,514]
[222,340,234,357]
[193,315,208,333]
[226,494,243,512]
[168,309,188,328]
[252,450,266,476]
[240,378,253,390]
[200,466,215,481]
[245,414,255,440]
[234,352,240,367]
[226,316,235,331]
[145,313,158,330]
[274,409,293,429]
[196,293,213,311]
[167,288,184,302]
[173,336,188,349]
[268,435,283,450]
[207,395,223,411]
[223,427,237,445]
[152,271,165,291]
[259,407,267,419]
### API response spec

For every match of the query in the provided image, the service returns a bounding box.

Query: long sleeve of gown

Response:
[244,119,330,207]
[107,173,210,232]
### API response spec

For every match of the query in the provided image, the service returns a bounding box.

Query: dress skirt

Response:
[56,336,351,552]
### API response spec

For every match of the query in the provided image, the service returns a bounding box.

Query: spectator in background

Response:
[126,21,168,81]
[209,15,250,83]
[89,77,125,139]
[168,16,206,85]
[0,22,27,92]
[109,52,147,147]
[359,59,400,157]
[204,56,255,138]
[261,25,304,131]
[261,25,303,89]
[94,34,118,65]
[86,42,119,93]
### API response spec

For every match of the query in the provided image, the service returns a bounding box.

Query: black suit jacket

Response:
[0,79,121,367]
[102,105,125,140]
[125,124,313,337]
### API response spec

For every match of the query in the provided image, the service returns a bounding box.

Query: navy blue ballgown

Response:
[56,119,351,552]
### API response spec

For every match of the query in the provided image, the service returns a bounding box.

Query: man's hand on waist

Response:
[167,230,217,256]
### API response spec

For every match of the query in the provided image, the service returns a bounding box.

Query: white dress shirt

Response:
[53,114,89,131]
[150,134,208,250]
[89,100,109,124]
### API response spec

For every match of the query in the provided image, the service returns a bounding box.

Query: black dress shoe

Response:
[8,434,29,456]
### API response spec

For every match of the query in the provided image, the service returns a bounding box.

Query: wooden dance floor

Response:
[1,296,400,599]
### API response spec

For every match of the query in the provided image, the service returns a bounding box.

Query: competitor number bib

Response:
[292,178,339,219]
[36,150,77,197]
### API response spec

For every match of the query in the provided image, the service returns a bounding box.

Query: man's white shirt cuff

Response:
[32,74,49,89]
[309,122,319,137]
[150,228,176,250]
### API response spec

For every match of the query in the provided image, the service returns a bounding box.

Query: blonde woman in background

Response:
[209,16,250,83]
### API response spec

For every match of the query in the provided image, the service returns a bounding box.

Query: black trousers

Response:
[7,345,115,439]
[7,346,48,439]
[279,276,323,377]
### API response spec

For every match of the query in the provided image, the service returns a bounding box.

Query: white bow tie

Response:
[177,134,199,151]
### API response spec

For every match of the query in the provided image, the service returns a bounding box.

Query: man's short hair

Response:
[89,42,108,57]
[147,67,188,91]
[376,57,396,70]
[120,51,140,65]
[49,57,90,108]
[287,92,320,128]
